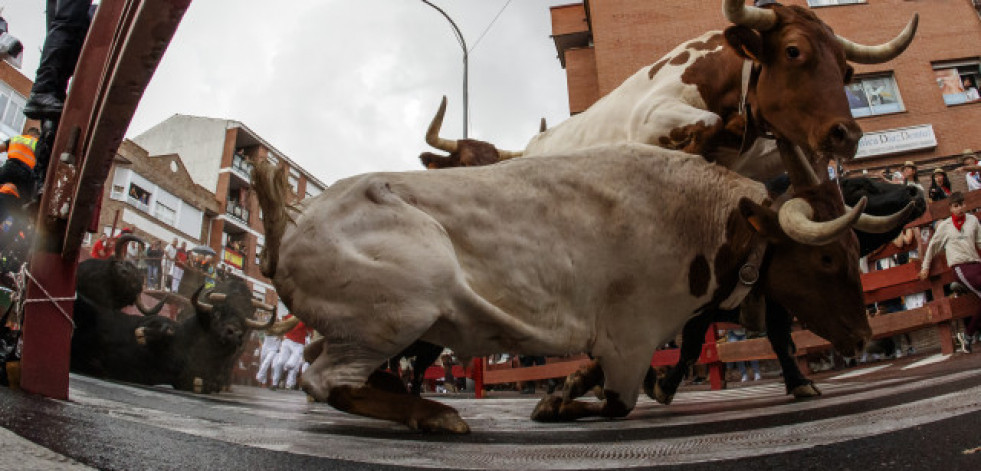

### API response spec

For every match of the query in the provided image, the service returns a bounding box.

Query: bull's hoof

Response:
[134,327,147,346]
[410,409,470,434]
[653,381,674,405]
[531,395,564,422]
[193,377,203,394]
[791,383,822,399]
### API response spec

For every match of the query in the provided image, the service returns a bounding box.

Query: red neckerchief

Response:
[953,213,966,231]
[943,186,952,196]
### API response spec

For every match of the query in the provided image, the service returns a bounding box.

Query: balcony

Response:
[231,153,254,182]
[225,200,251,226]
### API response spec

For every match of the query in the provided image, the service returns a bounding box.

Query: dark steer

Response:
[172,279,275,393]
[70,294,178,385]
[76,234,166,315]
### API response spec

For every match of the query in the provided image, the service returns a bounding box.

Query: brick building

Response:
[0,60,38,142]
[132,114,327,308]
[549,0,981,190]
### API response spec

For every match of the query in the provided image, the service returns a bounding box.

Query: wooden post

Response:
[704,323,725,390]
[472,357,484,399]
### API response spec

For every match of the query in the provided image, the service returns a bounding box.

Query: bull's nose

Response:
[826,121,862,158]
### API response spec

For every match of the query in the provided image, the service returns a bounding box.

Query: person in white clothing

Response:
[956,152,981,192]
[162,238,177,290]
[919,192,981,353]
[270,315,310,390]
[255,334,282,387]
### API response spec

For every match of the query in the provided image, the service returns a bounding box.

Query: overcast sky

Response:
[3,0,573,185]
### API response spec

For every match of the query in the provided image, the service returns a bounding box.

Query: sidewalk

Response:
[0,427,92,470]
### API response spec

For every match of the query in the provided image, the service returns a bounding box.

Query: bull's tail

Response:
[251,160,293,279]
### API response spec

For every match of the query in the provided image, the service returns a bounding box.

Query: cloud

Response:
[4,0,573,185]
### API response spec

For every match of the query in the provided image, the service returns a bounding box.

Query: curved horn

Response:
[778,196,867,245]
[208,293,227,303]
[723,0,777,31]
[496,149,523,160]
[264,315,300,336]
[425,96,458,153]
[191,286,213,314]
[838,14,918,64]
[114,234,145,260]
[136,294,169,316]
[245,303,278,330]
[852,201,915,234]
[252,299,275,311]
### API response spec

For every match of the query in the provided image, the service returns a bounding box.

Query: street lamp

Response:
[420,0,468,138]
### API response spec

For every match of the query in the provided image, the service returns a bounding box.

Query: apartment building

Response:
[549,0,981,186]
[95,139,220,255]
[132,114,327,306]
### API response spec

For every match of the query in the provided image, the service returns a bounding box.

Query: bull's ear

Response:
[724,26,763,63]
[738,197,779,240]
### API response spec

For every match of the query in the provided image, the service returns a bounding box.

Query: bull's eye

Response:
[786,46,800,59]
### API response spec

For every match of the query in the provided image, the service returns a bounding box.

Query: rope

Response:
[20,267,76,329]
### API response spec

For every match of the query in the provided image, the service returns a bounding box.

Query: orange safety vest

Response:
[0,183,19,198]
[6,134,38,169]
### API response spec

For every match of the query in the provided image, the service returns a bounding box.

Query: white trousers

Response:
[255,336,282,385]
[271,338,305,389]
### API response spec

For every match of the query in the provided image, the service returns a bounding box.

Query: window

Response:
[0,81,26,139]
[933,61,981,106]
[255,242,264,266]
[154,201,176,226]
[845,75,904,117]
[288,174,299,193]
[807,0,865,6]
[110,184,125,200]
[127,183,151,211]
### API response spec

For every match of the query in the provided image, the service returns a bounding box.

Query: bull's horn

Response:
[245,304,278,330]
[252,299,275,311]
[191,287,213,314]
[838,14,918,64]
[539,117,547,133]
[114,234,145,260]
[777,139,822,188]
[136,294,169,316]
[723,0,777,31]
[425,96,458,153]
[778,196,867,245]
[264,315,300,336]
[208,293,228,303]
[852,201,915,234]
[497,149,523,160]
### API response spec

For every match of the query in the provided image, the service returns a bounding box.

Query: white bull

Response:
[254,143,871,433]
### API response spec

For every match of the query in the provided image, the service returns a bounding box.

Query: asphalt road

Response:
[1,352,980,470]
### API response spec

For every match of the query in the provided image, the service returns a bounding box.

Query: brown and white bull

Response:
[255,143,873,433]
[423,1,917,180]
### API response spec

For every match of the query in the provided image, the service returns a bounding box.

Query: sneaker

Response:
[894,349,903,359]
[740,374,748,382]
[23,93,64,120]
[753,372,762,381]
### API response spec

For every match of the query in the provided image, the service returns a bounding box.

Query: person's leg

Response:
[27,0,94,117]
[750,360,761,380]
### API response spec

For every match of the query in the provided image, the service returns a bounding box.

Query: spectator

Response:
[919,192,980,353]
[964,77,980,102]
[89,233,111,259]
[726,328,762,382]
[928,168,952,202]
[957,150,981,192]
[171,241,187,292]
[146,240,163,289]
[0,128,41,224]
[162,238,177,290]
[23,0,95,120]
[900,161,923,193]
[441,350,458,393]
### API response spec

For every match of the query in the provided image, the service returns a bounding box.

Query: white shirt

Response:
[966,172,981,192]
[922,214,981,269]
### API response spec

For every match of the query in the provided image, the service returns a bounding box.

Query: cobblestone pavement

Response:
[1,351,981,470]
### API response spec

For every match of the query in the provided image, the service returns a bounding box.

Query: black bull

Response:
[70,278,274,393]
[652,177,926,402]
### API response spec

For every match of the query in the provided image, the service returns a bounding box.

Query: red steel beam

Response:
[20,0,191,399]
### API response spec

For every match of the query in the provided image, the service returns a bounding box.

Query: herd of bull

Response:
[73,2,928,434]
[70,234,293,393]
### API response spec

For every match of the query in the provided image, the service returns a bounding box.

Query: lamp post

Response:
[420,0,468,138]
